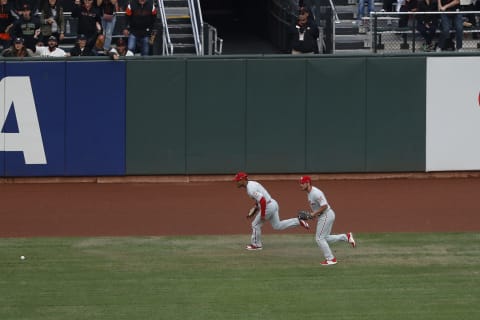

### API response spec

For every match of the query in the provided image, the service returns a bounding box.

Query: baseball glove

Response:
[297,210,313,221]
[246,206,259,218]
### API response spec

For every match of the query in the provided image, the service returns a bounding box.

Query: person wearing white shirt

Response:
[234,171,309,251]
[299,175,356,266]
[108,37,134,60]
[35,35,66,57]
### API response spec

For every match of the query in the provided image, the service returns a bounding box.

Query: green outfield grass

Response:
[0,233,478,320]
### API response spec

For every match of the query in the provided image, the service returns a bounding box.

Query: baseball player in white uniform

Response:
[299,176,356,265]
[234,172,310,250]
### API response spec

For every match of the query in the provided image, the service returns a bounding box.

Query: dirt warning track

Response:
[1,174,479,237]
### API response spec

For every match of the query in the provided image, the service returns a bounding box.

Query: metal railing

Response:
[188,0,203,55]
[206,25,223,55]
[368,10,480,53]
[157,0,174,55]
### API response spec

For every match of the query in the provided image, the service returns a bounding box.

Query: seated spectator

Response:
[72,0,102,50]
[416,0,438,51]
[108,37,133,59]
[124,0,157,56]
[289,9,319,54]
[12,4,41,51]
[437,0,463,51]
[461,0,475,27]
[39,0,65,45]
[1,36,34,56]
[35,34,66,56]
[68,33,94,56]
[0,0,16,50]
[460,0,478,39]
[92,33,107,55]
[398,0,418,28]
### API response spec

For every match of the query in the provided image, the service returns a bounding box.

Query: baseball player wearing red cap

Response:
[299,175,356,266]
[234,172,310,251]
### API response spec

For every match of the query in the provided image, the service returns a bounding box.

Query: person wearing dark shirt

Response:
[11,0,40,19]
[1,36,34,56]
[0,0,15,49]
[72,0,102,50]
[416,0,438,51]
[13,4,40,51]
[123,0,156,55]
[68,33,94,55]
[91,32,107,55]
[289,9,319,54]
[437,0,463,51]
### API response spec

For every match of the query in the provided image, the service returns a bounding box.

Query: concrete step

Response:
[172,43,196,54]
[164,7,190,18]
[335,34,370,50]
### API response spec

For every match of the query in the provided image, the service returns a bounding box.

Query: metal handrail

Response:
[195,0,204,55]
[208,25,223,55]
[187,0,202,55]
[157,0,173,55]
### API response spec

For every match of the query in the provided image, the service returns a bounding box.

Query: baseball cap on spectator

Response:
[116,38,126,46]
[233,172,248,181]
[300,176,311,184]
[48,35,57,42]
[78,34,87,40]
[14,37,24,44]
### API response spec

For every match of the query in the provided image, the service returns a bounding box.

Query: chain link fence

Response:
[361,11,480,53]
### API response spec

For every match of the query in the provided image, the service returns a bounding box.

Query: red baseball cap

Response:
[300,176,311,184]
[233,172,248,181]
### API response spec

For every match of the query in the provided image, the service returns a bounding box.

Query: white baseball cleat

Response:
[245,244,263,251]
[347,232,356,248]
[299,219,310,230]
[320,257,337,266]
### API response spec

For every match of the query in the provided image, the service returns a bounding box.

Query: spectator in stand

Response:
[382,0,396,11]
[0,0,16,50]
[39,0,64,45]
[416,0,438,51]
[68,33,94,55]
[1,36,34,56]
[398,0,418,28]
[11,0,40,19]
[474,0,480,39]
[354,0,375,25]
[34,34,66,56]
[124,0,156,56]
[460,0,477,39]
[437,0,463,51]
[91,32,107,55]
[72,0,102,50]
[13,4,40,51]
[108,37,133,59]
[289,8,319,54]
[300,0,322,23]
[97,0,119,50]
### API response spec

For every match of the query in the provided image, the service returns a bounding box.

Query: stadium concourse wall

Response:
[0,55,454,178]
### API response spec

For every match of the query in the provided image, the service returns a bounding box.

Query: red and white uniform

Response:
[307,186,348,260]
[246,180,300,247]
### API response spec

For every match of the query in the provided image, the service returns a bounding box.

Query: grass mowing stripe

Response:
[0,233,478,320]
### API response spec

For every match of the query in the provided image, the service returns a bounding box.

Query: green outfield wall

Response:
[125,56,426,175]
